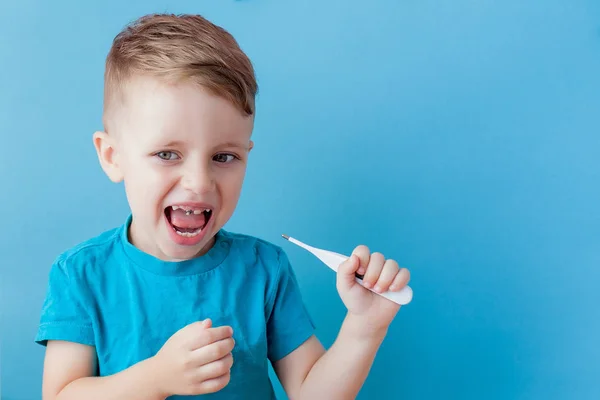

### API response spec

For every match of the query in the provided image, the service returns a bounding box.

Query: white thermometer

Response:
[282,234,413,305]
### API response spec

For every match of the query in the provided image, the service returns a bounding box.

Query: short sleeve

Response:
[35,258,95,347]
[266,249,315,362]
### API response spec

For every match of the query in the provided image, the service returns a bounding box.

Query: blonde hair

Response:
[103,13,257,132]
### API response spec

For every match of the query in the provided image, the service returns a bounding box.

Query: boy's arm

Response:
[42,341,163,400]
[274,246,410,400]
[273,320,386,400]
[38,260,165,400]
[43,320,235,400]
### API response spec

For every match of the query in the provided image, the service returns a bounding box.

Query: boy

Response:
[36,13,411,400]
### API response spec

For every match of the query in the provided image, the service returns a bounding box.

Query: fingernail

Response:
[363,281,372,288]
[374,285,382,292]
[357,267,365,275]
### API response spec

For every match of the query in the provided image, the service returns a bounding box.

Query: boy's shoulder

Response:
[51,223,122,276]
[221,229,284,254]
[220,229,291,271]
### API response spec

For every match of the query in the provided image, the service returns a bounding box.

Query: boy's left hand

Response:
[336,245,410,334]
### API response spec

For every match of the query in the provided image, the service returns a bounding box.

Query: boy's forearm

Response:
[298,313,387,400]
[56,357,164,400]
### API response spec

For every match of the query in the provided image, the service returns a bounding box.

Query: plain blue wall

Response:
[1,1,599,399]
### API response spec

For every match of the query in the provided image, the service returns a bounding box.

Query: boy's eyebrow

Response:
[218,141,250,150]
[159,140,249,150]
[161,140,185,147]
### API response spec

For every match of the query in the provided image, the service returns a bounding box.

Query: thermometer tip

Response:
[281,234,290,240]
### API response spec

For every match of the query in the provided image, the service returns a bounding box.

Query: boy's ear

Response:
[93,131,123,183]
[249,140,254,152]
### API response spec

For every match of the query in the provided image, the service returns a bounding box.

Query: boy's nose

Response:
[181,166,215,195]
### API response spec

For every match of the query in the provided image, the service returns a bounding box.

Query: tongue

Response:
[169,209,206,229]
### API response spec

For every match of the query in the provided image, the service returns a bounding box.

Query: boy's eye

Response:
[156,151,179,161]
[213,153,236,163]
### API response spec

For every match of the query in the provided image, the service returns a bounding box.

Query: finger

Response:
[178,319,212,337]
[195,353,234,382]
[171,320,205,343]
[189,325,233,350]
[362,252,385,289]
[390,267,411,291]
[192,371,231,394]
[353,245,371,276]
[191,337,235,365]
[373,259,399,293]
[337,254,360,292]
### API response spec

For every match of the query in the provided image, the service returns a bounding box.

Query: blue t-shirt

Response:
[35,216,315,399]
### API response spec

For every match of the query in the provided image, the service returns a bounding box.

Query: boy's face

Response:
[94,77,254,261]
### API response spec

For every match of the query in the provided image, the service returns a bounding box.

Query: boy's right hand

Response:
[151,318,235,397]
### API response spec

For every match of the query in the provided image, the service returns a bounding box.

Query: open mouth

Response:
[164,205,213,238]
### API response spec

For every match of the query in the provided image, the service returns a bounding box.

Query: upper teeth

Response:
[171,206,211,215]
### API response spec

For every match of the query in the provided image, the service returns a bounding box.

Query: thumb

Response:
[337,254,360,291]
[201,318,212,329]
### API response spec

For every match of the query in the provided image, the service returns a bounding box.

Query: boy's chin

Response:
[162,234,216,260]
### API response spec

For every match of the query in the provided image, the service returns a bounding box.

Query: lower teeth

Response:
[175,228,202,237]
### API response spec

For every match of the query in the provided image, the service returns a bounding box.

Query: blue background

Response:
[1,1,599,399]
